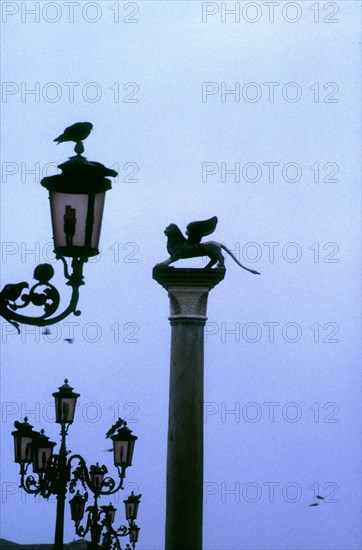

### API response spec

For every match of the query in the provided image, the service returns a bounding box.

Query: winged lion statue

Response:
[156,216,260,275]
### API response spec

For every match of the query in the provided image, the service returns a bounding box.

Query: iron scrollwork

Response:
[0,257,85,333]
[69,457,140,549]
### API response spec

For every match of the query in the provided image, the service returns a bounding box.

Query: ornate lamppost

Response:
[0,122,117,333]
[69,490,141,549]
[12,380,139,550]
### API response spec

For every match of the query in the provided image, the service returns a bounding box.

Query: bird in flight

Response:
[54,122,93,144]
[309,495,325,506]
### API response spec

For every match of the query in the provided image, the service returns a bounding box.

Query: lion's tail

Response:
[220,244,260,275]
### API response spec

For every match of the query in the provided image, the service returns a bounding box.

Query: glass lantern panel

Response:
[92,474,104,489]
[14,436,33,463]
[127,440,135,465]
[49,192,105,257]
[125,501,136,520]
[129,527,140,543]
[55,396,77,423]
[113,440,129,466]
[34,446,53,473]
[70,501,85,521]
[107,509,116,523]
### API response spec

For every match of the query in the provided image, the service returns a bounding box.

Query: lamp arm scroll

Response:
[68,454,124,497]
[0,257,86,333]
[19,456,58,498]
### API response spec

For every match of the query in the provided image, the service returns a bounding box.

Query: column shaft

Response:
[166,320,205,549]
[153,267,225,550]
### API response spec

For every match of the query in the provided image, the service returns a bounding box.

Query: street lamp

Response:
[0,123,117,333]
[31,429,57,474]
[69,489,141,550]
[129,524,141,545]
[103,503,117,524]
[124,491,141,523]
[12,417,37,465]
[111,423,138,475]
[90,463,107,490]
[43,153,114,259]
[69,491,86,522]
[12,380,139,550]
[52,379,80,424]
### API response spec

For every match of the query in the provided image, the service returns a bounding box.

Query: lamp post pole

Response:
[153,266,225,550]
[54,423,68,549]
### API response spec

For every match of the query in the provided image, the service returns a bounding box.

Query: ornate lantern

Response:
[52,379,80,424]
[124,492,141,522]
[12,417,38,464]
[41,155,117,259]
[90,463,107,490]
[101,503,117,524]
[110,425,137,468]
[31,430,56,473]
[69,491,86,522]
[129,524,140,543]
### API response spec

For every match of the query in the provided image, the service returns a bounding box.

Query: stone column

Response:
[153,266,225,550]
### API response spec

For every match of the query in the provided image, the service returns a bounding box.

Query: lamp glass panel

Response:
[33,446,53,473]
[129,527,140,543]
[113,440,129,466]
[107,508,116,523]
[125,501,138,521]
[14,436,33,463]
[49,192,105,256]
[55,396,77,423]
[91,473,104,489]
[70,499,85,521]
[127,440,135,465]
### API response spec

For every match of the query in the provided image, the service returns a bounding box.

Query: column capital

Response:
[153,266,225,319]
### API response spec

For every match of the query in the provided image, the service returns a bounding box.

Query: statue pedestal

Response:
[153,266,225,550]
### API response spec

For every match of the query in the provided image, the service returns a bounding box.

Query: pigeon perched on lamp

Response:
[54,122,93,155]
[54,122,93,144]
[105,418,126,439]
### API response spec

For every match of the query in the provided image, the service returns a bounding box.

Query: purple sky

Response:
[1,1,361,549]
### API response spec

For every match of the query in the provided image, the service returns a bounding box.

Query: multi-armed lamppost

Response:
[12,380,140,549]
[69,490,141,549]
[0,122,117,333]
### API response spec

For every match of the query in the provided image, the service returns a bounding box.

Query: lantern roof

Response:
[32,429,56,450]
[52,379,80,400]
[12,417,36,437]
[101,503,117,513]
[90,462,108,476]
[70,490,86,504]
[41,154,117,194]
[110,423,138,442]
[124,491,142,505]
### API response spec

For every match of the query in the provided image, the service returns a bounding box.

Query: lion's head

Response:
[164,223,180,236]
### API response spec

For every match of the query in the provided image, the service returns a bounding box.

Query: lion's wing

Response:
[186,216,218,245]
